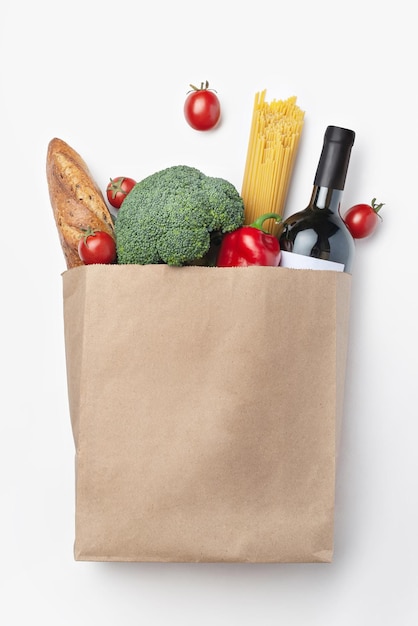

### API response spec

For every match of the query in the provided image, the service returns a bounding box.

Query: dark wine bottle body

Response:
[279,187,355,273]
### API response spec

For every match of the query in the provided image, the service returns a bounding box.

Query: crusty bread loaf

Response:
[46,138,115,269]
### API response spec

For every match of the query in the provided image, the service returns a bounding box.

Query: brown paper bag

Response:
[62,264,351,563]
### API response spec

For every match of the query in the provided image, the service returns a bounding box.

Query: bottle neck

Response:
[309,186,343,214]
[314,126,355,190]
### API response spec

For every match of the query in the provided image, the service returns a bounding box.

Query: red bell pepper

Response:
[216,212,282,267]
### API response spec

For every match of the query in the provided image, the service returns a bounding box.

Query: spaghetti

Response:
[241,91,304,235]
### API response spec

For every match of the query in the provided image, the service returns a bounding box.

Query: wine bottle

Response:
[279,126,356,273]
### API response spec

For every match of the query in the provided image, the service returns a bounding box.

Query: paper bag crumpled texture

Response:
[62,264,351,563]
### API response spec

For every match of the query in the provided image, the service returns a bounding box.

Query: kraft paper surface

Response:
[62,264,351,563]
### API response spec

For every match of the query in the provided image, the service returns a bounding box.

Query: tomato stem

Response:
[187,80,217,94]
[371,198,385,220]
[108,177,128,199]
[79,227,97,244]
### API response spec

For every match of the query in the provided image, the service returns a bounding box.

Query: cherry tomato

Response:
[106,177,136,210]
[343,198,385,239]
[184,81,221,131]
[78,229,117,264]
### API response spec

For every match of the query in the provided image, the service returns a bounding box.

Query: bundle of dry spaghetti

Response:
[241,91,305,235]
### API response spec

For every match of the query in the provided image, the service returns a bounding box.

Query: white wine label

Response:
[280,251,345,272]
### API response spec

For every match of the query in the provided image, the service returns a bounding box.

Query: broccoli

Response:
[114,165,245,266]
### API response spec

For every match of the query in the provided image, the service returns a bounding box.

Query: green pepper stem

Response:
[250,212,282,232]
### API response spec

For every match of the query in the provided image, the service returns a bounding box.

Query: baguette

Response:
[46,137,115,269]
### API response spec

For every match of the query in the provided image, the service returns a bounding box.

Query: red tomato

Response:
[78,229,116,264]
[184,81,221,131]
[106,177,136,209]
[343,198,384,239]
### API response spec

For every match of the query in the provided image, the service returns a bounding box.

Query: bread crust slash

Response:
[46,137,115,269]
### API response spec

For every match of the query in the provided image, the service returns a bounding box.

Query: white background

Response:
[1,1,417,624]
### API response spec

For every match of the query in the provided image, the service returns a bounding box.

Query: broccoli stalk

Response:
[114,165,245,266]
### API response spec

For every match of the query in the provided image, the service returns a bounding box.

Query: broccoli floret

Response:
[115,165,245,266]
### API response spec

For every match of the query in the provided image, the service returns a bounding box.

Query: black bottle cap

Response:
[314,126,356,190]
